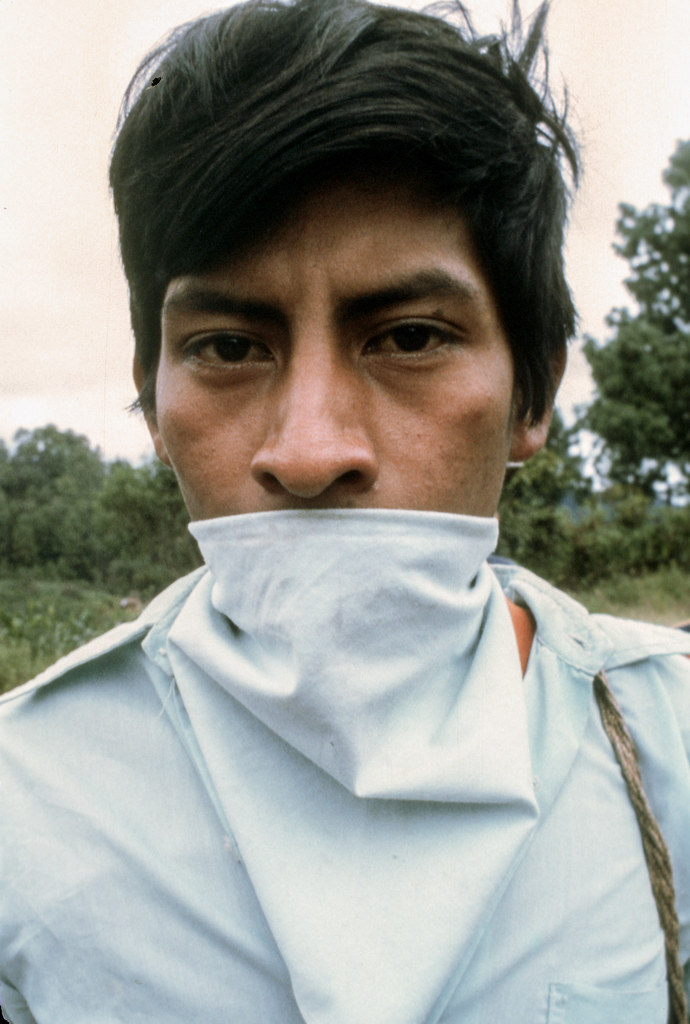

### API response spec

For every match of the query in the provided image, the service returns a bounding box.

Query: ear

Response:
[509,346,566,463]
[132,356,172,467]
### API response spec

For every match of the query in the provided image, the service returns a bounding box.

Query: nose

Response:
[250,351,378,501]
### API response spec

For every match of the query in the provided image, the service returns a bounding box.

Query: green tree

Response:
[5,426,106,576]
[497,409,589,579]
[0,441,12,566]
[0,425,200,591]
[7,425,104,502]
[583,140,690,497]
[94,458,201,593]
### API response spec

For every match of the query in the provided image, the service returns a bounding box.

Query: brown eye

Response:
[365,322,455,356]
[186,332,272,364]
[209,334,252,361]
[389,325,435,352]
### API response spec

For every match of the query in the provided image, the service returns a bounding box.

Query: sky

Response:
[1,0,689,463]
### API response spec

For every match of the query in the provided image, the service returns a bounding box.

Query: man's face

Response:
[139,176,553,521]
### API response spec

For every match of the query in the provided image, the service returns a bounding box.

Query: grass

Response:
[1,566,687,696]
[564,564,690,627]
[0,578,141,695]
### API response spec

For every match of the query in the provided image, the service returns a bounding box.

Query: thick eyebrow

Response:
[161,268,482,325]
[161,287,287,328]
[335,268,483,321]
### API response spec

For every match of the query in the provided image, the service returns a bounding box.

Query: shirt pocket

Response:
[547,981,667,1024]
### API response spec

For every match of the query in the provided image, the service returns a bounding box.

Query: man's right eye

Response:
[185,332,272,364]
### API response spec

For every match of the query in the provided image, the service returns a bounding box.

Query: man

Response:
[1,1,689,1021]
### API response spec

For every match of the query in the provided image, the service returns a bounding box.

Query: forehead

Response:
[164,172,500,322]
[237,170,463,264]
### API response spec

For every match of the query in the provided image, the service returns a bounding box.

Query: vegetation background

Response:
[1,142,689,695]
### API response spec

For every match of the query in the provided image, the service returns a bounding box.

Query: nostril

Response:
[251,432,378,499]
[257,466,366,497]
[255,471,285,495]
[338,469,363,486]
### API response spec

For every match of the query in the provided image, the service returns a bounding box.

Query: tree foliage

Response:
[497,410,590,578]
[2,426,106,576]
[0,426,200,594]
[93,459,201,592]
[583,140,690,496]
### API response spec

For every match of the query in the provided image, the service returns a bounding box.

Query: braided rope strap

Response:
[593,669,688,1024]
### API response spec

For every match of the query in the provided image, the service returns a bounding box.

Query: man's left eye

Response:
[366,323,452,354]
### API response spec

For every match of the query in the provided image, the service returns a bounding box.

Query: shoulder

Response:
[494,562,690,786]
[493,562,690,671]
[0,567,207,712]
[0,568,208,830]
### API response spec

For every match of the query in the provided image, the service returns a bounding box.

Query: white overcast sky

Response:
[1,0,689,462]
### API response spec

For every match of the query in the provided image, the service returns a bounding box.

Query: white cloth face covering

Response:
[186,508,533,802]
[165,509,539,1023]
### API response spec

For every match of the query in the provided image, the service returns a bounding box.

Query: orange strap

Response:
[507,598,536,676]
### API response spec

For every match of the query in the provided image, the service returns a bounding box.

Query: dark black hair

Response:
[110,0,579,422]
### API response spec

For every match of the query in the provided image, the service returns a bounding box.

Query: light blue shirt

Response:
[1,561,690,1023]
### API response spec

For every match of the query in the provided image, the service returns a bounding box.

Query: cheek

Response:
[434,371,515,452]
[409,374,514,512]
[155,377,205,462]
[153,376,245,501]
